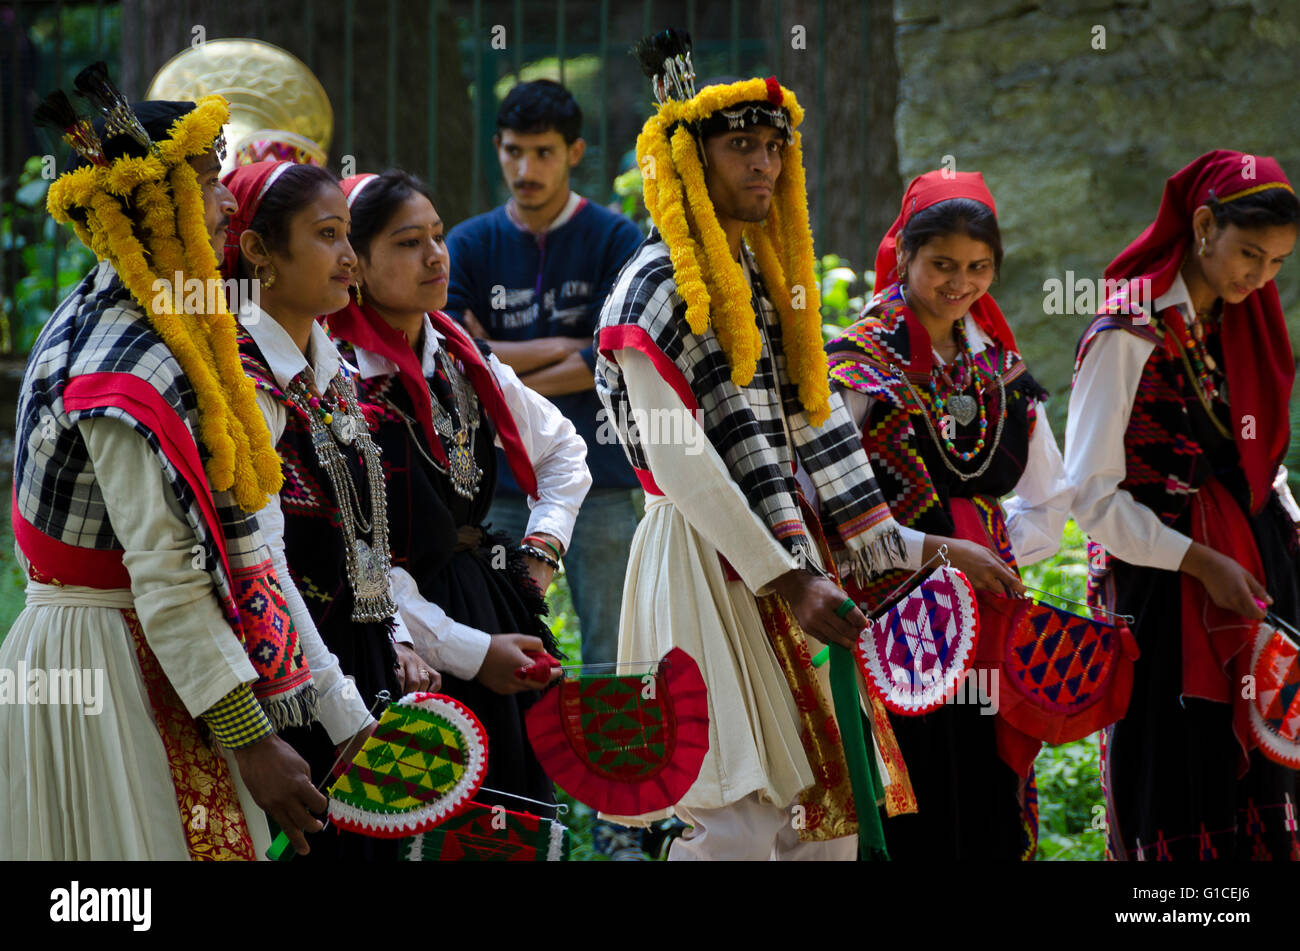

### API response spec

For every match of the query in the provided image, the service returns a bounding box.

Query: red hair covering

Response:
[327,173,538,499]
[220,160,294,278]
[874,170,1017,354]
[1104,149,1295,514]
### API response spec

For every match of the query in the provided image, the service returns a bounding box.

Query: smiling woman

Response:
[220,159,416,860]
[227,162,356,347]
[824,170,1076,860]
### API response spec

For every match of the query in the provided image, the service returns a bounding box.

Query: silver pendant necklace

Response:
[947,393,978,427]
[430,349,484,499]
[290,375,397,622]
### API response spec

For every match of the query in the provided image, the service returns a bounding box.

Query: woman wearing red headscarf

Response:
[822,171,1074,859]
[220,160,440,860]
[1067,151,1300,861]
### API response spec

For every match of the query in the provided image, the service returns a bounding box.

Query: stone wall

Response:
[892,0,1300,432]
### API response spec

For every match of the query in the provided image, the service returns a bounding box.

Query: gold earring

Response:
[352,281,364,308]
[258,263,277,289]
[1198,235,1207,257]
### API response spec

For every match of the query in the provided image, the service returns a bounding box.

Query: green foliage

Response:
[1033,736,1106,861]
[4,3,121,353]
[493,55,604,103]
[612,167,649,232]
[1285,394,1300,497]
[0,509,24,642]
[814,252,875,340]
[3,155,96,353]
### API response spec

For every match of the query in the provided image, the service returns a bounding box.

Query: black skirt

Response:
[883,703,1032,860]
[1105,490,1300,861]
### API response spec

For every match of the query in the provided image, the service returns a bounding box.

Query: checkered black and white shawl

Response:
[595,235,905,581]
[14,262,271,618]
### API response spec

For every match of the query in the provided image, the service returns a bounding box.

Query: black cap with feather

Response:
[633,28,697,104]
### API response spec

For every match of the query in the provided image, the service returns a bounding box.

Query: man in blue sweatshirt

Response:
[446,80,650,857]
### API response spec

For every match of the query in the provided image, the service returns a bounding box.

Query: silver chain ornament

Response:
[289,375,397,622]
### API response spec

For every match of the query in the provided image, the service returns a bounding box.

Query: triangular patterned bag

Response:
[1248,619,1300,768]
[399,801,571,861]
[975,592,1140,745]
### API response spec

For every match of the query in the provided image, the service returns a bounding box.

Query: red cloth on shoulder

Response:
[327,299,539,499]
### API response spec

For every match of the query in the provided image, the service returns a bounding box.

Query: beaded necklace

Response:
[1168,303,1230,440]
[385,354,486,502]
[429,349,484,499]
[923,319,991,462]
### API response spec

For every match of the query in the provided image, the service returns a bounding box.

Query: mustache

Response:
[513,181,542,189]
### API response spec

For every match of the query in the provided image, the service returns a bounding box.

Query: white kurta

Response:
[0,417,271,860]
[603,348,855,825]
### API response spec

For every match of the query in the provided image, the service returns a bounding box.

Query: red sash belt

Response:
[12,491,130,589]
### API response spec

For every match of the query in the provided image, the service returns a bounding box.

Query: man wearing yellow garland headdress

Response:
[594,30,914,859]
[1,64,373,860]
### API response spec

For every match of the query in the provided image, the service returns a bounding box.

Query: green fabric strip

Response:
[828,643,889,861]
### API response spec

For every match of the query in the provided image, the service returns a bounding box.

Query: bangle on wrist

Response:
[520,544,559,570]
[523,535,561,561]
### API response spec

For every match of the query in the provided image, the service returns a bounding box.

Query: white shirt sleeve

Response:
[487,352,591,551]
[389,609,414,645]
[253,389,373,744]
[1003,403,1074,567]
[1274,465,1300,522]
[388,566,493,681]
[621,347,800,593]
[79,416,257,718]
[1064,329,1193,571]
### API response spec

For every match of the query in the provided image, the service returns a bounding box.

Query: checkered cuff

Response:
[201,685,275,749]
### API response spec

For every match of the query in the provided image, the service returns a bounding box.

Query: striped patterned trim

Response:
[838,502,894,538]
[202,684,275,749]
[773,518,805,539]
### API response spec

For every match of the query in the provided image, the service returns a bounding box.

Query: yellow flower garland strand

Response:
[136,180,187,300]
[168,160,283,507]
[668,122,762,385]
[136,175,226,438]
[86,189,241,487]
[645,127,710,335]
[44,94,281,511]
[156,96,228,166]
[769,131,830,424]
